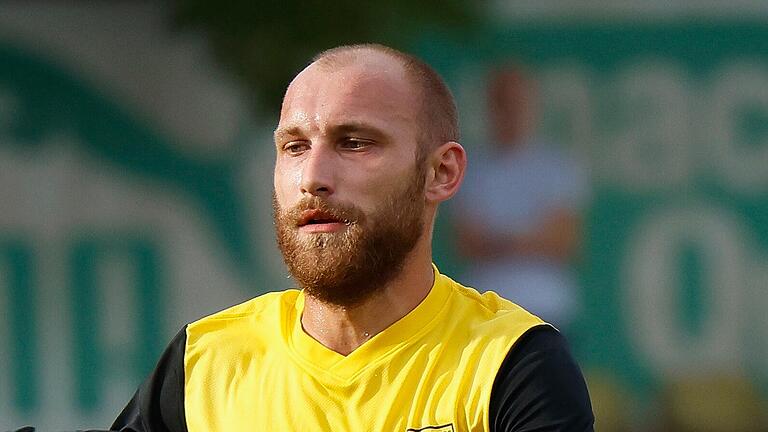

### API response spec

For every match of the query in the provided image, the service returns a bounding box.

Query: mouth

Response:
[297,209,350,232]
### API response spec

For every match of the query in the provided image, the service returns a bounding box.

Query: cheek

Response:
[274,168,296,208]
[357,172,404,206]
[274,163,302,196]
[279,159,302,187]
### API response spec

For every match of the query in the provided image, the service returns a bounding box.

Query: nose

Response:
[300,145,336,197]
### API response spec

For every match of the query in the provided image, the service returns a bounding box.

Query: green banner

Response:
[423,21,768,407]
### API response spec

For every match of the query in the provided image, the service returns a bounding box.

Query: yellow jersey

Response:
[183,268,544,431]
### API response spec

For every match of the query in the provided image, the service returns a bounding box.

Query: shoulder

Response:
[499,326,579,374]
[489,326,594,431]
[186,290,299,346]
[446,276,545,334]
[439,274,548,369]
[189,290,296,324]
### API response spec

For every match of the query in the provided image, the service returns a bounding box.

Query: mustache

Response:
[280,196,365,226]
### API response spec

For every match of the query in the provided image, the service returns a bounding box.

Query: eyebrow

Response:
[273,126,302,143]
[274,121,388,142]
[331,122,386,138]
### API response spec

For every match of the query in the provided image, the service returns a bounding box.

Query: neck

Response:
[300,239,434,356]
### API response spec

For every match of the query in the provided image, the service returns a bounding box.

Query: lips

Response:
[297,209,345,227]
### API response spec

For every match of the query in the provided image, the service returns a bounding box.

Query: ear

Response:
[425,141,467,203]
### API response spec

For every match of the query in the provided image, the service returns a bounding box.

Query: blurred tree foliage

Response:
[169,0,482,114]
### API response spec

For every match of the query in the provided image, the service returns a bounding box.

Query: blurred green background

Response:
[1,2,767,431]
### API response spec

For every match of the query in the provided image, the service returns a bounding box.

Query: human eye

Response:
[340,138,372,151]
[282,141,309,155]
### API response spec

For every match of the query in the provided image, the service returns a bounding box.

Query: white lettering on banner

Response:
[0,5,268,426]
[0,140,249,429]
[534,61,768,194]
[613,63,691,191]
[709,62,768,196]
[623,205,747,374]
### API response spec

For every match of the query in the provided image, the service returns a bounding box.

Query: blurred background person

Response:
[454,65,590,333]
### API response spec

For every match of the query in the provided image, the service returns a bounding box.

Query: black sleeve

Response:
[110,326,188,432]
[489,326,594,432]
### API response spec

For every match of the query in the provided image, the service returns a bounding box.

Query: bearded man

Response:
[106,44,594,432]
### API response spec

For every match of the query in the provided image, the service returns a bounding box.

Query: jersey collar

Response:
[285,264,452,382]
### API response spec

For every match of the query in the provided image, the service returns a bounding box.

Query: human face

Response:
[273,56,428,305]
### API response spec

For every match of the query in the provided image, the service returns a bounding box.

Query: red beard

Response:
[273,164,426,307]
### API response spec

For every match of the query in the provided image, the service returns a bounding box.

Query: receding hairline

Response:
[309,44,460,149]
[312,44,413,70]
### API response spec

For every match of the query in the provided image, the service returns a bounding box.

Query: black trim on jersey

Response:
[110,327,188,432]
[489,326,595,431]
[406,424,455,431]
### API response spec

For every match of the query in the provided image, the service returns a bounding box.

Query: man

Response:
[455,66,589,332]
[109,44,594,431]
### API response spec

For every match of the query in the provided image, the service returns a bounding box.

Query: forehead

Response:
[278,56,421,133]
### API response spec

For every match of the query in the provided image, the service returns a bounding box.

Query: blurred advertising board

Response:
[425,20,768,419]
[0,4,281,429]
